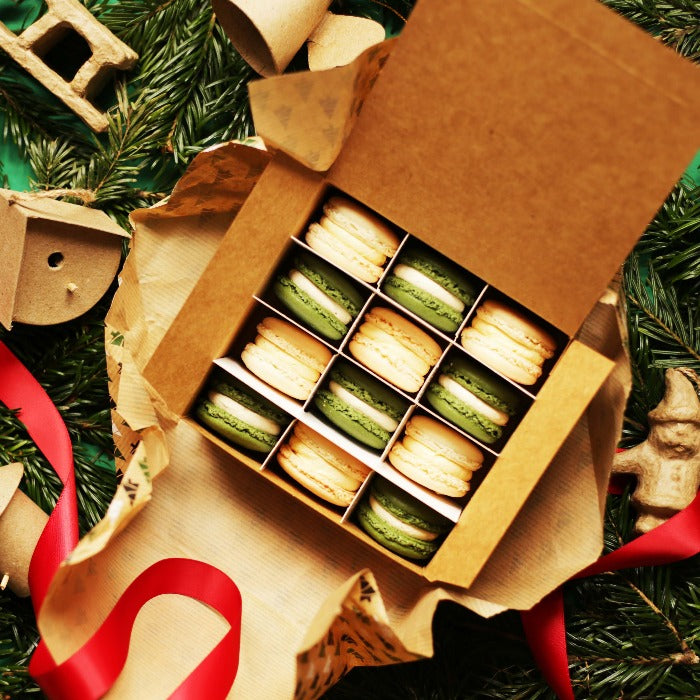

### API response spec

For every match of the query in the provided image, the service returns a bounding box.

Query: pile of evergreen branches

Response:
[0,0,698,697]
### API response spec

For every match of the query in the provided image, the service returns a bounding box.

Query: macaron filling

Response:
[329,381,398,432]
[368,495,438,541]
[392,264,465,312]
[437,375,509,426]
[288,269,353,324]
[208,390,282,435]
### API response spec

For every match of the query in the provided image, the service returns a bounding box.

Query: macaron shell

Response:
[364,307,442,366]
[241,343,317,400]
[257,317,332,374]
[477,300,556,357]
[292,422,371,482]
[461,328,540,385]
[348,336,424,393]
[388,442,470,498]
[278,445,356,506]
[315,390,390,449]
[355,322,431,375]
[383,275,462,332]
[330,363,407,422]
[356,500,438,560]
[323,196,400,258]
[296,253,364,314]
[370,476,452,533]
[196,402,277,453]
[318,215,386,265]
[397,251,477,306]
[442,356,520,415]
[425,382,502,444]
[404,415,484,469]
[273,277,346,340]
[306,222,384,283]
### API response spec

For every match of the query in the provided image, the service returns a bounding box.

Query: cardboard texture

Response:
[34,0,700,696]
[0,190,128,330]
[0,0,138,132]
[0,463,49,597]
[211,0,383,76]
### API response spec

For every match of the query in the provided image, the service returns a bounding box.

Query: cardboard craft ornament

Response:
[0,463,49,598]
[31,2,700,698]
[0,0,138,132]
[613,369,700,534]
[0,190,129,330]
[211,0,384,75]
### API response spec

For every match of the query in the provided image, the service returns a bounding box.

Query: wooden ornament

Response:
[0,0,138,132]
[0,463,49,597]
[613,368,700,534]
[0,189,129,330]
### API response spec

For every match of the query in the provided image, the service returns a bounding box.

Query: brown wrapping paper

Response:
[0,463,49,597]
[34,141,630,698]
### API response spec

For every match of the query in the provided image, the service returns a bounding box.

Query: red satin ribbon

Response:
[521,488,700,699]
[0,341,242,698]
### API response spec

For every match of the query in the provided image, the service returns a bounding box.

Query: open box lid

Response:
[328,0,700,336]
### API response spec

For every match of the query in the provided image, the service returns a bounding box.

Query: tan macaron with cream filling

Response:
[305,196,400,283]
[241,317,332,400]
[388,415,483,497]
[277,423,371,506]
[461,300,556,385]
[349,307,442,392]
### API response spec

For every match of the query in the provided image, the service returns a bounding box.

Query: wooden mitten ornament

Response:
[0,190,129,330]
[0,0,138,131]
[613,369,700,534]
[0,463,48,597]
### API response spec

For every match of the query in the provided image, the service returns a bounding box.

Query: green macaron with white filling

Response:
[196,381,290,453]
[314,362,408,450]
[274,253,364,340]
[356,477,452,560]
[383,248,477,332]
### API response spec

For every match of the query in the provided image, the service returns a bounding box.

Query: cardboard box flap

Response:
[426,339,615,588]
[0,190,129,238]
[328,0,700,336]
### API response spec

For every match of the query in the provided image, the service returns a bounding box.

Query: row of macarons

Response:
[272,248,557,388]
[197,375,484,501]
[196,382,461,560]
[239,315,529,451]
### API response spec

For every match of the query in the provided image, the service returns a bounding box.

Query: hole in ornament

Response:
[36,25,92,82]
[48,252,64,269]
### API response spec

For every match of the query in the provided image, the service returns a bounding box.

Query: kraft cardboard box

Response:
[36,2,700,698]
[144,0,700,588]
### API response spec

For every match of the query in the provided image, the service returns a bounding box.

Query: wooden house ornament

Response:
[0,0,138,131]
[0,190,128,330]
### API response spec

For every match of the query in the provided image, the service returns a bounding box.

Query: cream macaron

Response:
[305,196,400,283]
[241,317,332,400]
[388,415,483,497]
[348,307,442,393]
[461,300,556,385]
[277,423,371,506]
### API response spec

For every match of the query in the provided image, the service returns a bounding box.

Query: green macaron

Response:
[196,381,289,453]
[274,253,364,340]
[383,249,477,333]
[356,477,452,561]
[425,355,521,444]
[314,362,408,450]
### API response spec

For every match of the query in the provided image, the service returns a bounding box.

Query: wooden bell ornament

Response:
[0,190,129,330]
[0,464,49,597]
[613,368,700,534]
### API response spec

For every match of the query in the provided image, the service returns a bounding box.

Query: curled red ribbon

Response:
[0,341,242,698]
[521,488,700,699]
